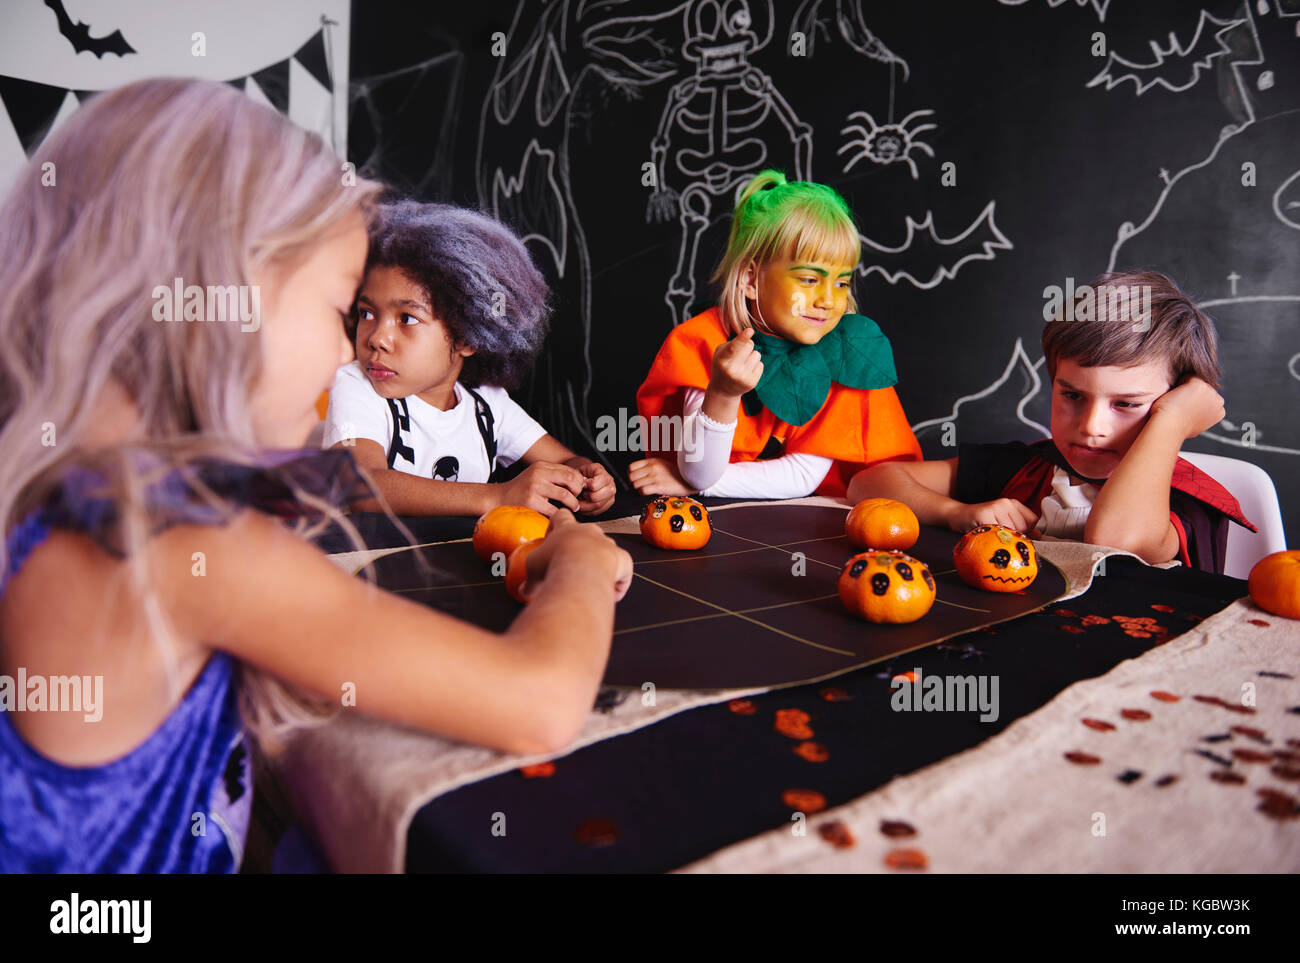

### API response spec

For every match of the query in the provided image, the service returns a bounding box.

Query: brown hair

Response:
[1041,271,1222,389]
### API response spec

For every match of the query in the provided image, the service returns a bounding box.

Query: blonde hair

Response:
[711,170,861,334]
[0,77,386,752]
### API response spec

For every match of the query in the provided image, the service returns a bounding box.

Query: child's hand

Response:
[522,509,634,602]
[709,328,764,397]
[495,462,585,516]
[946,497,1038,534]
[576,462,617,515]
[1150,376,1225,439]
[627,457,695,496]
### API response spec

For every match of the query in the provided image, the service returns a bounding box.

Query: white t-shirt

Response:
[321,361,547,483]
[1033,466,1100,539]
[675,387,833,499]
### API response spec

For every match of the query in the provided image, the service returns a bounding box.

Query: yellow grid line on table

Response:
[630,571,855,656]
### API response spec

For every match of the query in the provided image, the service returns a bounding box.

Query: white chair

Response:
[1180,451,1287,579]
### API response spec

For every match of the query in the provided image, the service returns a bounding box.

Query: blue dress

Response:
[0,449,371,873]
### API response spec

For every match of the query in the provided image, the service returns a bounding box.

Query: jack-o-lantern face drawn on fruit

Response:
[640,495,711,549]
[953,525,1038,592]
[838,550,936,623]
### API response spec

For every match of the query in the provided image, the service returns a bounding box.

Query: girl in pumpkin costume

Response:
[631,171,920,499]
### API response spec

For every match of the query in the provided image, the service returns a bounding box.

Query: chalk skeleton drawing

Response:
[644,0,813,322]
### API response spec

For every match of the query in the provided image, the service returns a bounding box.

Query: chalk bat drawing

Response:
[857,202,1014,290]
[838,108,935,180]
[910,338,1050,442]
[44,0,136,58]
[1104,11,1263,272]
[1087,10,1244,96]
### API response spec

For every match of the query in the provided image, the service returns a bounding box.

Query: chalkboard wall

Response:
[350,0,1299,547]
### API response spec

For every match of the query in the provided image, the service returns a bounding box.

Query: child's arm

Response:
[1084,376,1225,564]
[516,435,616,515]
[628,330,765,495]
[336,438,596,518]
[160,509,632,757]
[847,460,1040,533]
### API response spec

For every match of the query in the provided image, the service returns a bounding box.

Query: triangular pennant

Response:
[251,59,290,114]
[0,103,28,188]
[74,90,100,105]
[0,74,70,153]
[293,29,332,92]
[288,58,332,142]
[244,76,274,110]
[41,91,81,147]
[225,76,246,91]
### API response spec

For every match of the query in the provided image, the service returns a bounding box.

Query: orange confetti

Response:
[794,741,830,763]
[782,789,827,814]
[775,708,814,740]
[1150,691,1180,702]
[1151,604,1175,613]
[819,687,852,702]
[1081,615,1111,626]
[1121,709,1152,721]
[519,762,555,778]
[892,670,919,684]
[1065,751,1102,765]
[1082,718,1116,731]
[818,821,856,848]
[728,699,758,715]
[1060,625,1086,634]
[884,848,928,870]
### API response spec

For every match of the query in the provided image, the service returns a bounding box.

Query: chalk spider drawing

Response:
[838,108,936,180]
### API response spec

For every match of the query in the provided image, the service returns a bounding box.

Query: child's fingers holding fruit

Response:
[947,497,1038,534]
[1150,376,1225,439]
[524,509,634,601]
[709,327,764,397]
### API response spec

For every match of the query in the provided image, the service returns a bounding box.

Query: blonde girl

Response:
[0,78,630,873]
[632,170,920,499]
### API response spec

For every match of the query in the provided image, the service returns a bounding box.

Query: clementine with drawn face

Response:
[1050,357,1173,480]
[742,256,855,345]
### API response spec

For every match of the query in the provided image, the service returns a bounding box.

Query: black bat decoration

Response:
[45,0,136,58]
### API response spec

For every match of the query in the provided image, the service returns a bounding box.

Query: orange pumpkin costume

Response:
[635,307,921,498]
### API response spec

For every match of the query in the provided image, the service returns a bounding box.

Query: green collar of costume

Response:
[739,314,898,426]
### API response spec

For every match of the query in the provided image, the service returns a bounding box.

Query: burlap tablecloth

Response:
[275,499,1174,873]
[680,595,1300,873]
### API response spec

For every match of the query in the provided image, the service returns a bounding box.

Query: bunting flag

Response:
[0,26,337,171]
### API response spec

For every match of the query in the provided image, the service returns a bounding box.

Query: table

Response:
[282,496,1299,873]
